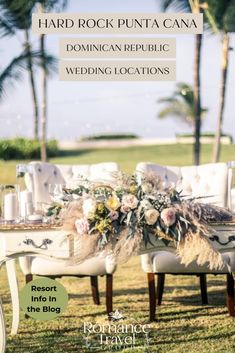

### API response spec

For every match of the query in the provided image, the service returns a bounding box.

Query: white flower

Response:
[82,198,97,219]
[140,199,152,210]
[145,209,160,225]
[122,194,138,210]
[75,217,90,235]
[141,182,153,194]
[161,207,176,226]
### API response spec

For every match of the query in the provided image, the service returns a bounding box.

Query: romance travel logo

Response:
[82,310,152,351]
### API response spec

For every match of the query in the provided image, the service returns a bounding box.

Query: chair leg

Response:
[199,274,208,305]
[156,274,165,306]
[25,274,33,284]
[106,274,113,315]
[226,273,235,316]
[90,276,100,305]
[147,273,156,322]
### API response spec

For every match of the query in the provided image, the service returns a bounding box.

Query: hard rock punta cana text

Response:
[38,17,198,30]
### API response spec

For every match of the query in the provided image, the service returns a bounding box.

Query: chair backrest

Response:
[136,162,232,208]
[25,161,120,206]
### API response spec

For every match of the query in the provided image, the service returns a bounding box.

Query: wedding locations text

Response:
[59,61,176,81]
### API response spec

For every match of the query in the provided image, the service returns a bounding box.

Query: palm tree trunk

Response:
[40,31,47,162]
[213,33,230,162]
[193,32,202,165]
[24,29,39,140]
[192,0,202,166]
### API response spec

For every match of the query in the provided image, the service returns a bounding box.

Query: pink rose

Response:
[109,211,119,221]
[161,208,176,227]
[75,217,90,235]
[122,194,138,210]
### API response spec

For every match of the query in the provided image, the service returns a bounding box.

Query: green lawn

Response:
[0,143,235,353]
[1,260,234,353]
[1,143,235,184]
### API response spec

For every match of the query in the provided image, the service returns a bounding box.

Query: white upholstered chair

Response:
[19,161,120,314]
[136,162,235,320]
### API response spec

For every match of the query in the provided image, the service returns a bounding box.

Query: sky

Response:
[0,0,235,141]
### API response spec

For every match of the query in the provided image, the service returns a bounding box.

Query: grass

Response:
[1,143,235,184]
[1,260,235,353]
[0,143,235,353]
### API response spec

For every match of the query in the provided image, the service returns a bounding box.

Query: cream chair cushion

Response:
[136,162,230,207]
[25,161,120,206]
[141,252,235,274]
[19,255,116,276]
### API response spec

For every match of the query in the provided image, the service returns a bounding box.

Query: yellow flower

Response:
[97,203,105,214]
[129,184,137,194]
[96,218,112,234]
[106,196,121,211]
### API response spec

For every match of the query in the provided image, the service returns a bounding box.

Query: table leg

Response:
[6,260,20,335]
[0,290,6,353]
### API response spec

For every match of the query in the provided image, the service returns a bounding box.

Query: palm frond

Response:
[157,82,208,126]
[158,100,194,125]
[38,50,58,76]
[0,50,57,100]
[0,52,28,100]
[158,97,178,104]
[38,0,68,12]
[161,0,191,12]
[205,0,235,33]
[0,16,16,37]
[0,0,34,30]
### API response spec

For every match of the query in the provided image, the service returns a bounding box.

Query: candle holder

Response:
[0,184,19,224]
[16,164,36,223]
[16,164,33,192]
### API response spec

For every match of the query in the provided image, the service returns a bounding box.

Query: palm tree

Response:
[204,0,235,162]
[0,0,40,139]
[36,2,47,162]
[0,0,62,160]
[162,0,205,165]
[158,82,208,127]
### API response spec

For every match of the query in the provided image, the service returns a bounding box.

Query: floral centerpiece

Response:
[47,172,232,270]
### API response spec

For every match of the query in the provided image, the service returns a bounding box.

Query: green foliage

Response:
[0,0,68,29]
[0,50,57,100]
[0,0,59,102]
[81,133,138,141]
[1,144,235,185]
[161,0,191,12]
[158,82,208,126]
[205,0,235,33]
[176,132,233,142]
[0,0,35,32]
[0,138,59,160]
